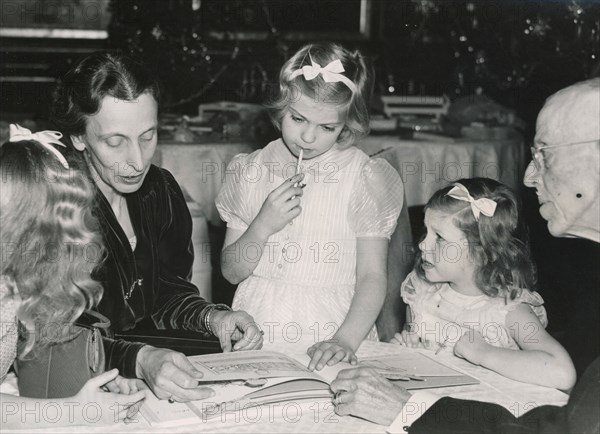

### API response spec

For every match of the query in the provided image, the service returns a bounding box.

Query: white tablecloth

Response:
[153,142,255,301]
[358,133,525,207]
[155,134,524,228]
[2,340,567,433]
[154,141,255,225]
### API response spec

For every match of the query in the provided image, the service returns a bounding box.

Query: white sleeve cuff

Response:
[387,391,442,433]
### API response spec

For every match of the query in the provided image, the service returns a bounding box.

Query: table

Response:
[2,340,567,433]
[153,141,255,226]
[153,141,255,302]
[358,132,525,207]
[155,133,524,226]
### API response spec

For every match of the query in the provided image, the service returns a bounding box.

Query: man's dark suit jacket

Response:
[410,357,599,433]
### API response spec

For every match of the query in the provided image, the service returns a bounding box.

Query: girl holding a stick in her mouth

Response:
[216,42,405,370]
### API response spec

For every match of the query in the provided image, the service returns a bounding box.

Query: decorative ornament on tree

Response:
[531,17,551,38]
[413,0,438,17]
[568,0,584,19]
[151,25,163,40]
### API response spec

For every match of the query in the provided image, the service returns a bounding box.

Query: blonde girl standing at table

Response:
[216,42,404,370]
[393,178,576,390]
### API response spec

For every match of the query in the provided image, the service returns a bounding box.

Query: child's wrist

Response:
[468,343,489,366]
[333,330,359,351]
[249,219,273,240]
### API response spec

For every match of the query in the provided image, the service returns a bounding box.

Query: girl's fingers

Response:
[399,332,409,346]
[308,348,325,371]
[283,197,302,212]
[86,369,119,390]
[327,349,347,366]
[287,187,304,199]
[267,175,302,202]
[103,380,121,394]
[276,174,304,194]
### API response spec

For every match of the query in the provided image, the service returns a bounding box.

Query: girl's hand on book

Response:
[390,330,434,349]
[307,339,358,371]
[253,174,304,237]
[73,369,148,425]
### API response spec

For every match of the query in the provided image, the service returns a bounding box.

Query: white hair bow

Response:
[289,59,357,93]
[9,124,69,169]
[446,183,497,221]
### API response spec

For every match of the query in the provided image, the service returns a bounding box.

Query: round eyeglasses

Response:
[530,139,600,171]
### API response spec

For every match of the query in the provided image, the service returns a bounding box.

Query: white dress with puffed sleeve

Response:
[0,278,19,382]
[401,271,548,352]
[216,139,404,345]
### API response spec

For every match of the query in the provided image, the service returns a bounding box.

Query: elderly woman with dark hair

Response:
[50,51,263,402]
[330,78,600,433]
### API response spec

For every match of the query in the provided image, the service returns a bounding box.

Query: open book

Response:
[140,350,478,427]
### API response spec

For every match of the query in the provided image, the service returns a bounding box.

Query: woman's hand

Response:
[135,347,216,403]
[73,369,148,425]
[454,330,490,365]
[210,310,264,352]
[307,338,358,371]
[253,173,304,237]
[330,367,412,426]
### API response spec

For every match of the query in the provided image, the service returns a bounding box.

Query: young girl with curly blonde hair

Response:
[1,125,147,427]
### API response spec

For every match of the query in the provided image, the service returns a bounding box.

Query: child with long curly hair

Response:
[0,125,147,427]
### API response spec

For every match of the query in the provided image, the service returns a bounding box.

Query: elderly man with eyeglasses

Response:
[525,80,600,243]
[329,78,600,433]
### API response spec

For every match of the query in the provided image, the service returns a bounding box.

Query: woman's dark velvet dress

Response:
[97,165,217,376]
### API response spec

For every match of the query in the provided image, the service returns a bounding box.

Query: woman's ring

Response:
[168,395,175,404]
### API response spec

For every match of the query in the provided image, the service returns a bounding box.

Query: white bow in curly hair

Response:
[446,183,497,221]
[9,124,69,169]
[289,59,357,93]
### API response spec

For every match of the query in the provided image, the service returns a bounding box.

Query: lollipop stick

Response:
[296,149,304,176]
[291,149,303,200]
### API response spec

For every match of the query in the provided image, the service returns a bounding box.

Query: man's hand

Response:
[330,367,412,426]
[135,346,215,402]
[210,310,264,352]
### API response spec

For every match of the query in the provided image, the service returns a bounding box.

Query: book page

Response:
[360,352,465,377]
[141,374,331,426]
[189,350,324,382]
[140,350,479,426]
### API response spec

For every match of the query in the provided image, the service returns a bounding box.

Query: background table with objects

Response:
[359,132,525,208]
[2,339,567,433]
[152,140,255,301]
[156,131,525,226]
